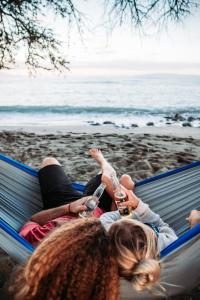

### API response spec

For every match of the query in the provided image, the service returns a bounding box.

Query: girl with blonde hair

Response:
[90,148,177,292]
[109,218,160,291]
[100,177,178,292]
[9,218,119,300]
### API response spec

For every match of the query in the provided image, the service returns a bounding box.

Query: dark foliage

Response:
[0,0,81,71]
[106,0,199,26]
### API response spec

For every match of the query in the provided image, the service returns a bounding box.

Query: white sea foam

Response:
[0,74,200,127]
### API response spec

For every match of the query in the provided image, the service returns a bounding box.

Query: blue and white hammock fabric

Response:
[0,154,200,299]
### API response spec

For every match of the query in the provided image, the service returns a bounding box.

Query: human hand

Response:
[68,196,89,214]
[186,210,200,228]
[118,187,140,209]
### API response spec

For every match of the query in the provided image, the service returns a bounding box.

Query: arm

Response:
[30,204,70,225]
[134,200,177,246]
[120,189,178,249]
[119,188,170,227]
[100,211,121,231]
[30,196,89,225]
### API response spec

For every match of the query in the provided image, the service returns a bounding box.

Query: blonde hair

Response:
[9,218,119,300]
[109,219,160,291]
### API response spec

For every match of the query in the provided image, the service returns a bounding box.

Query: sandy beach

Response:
[0,125,200,291]
[0,125,199,183]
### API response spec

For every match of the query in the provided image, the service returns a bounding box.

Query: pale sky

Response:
[64,0,200,75]
[4,0,200,76]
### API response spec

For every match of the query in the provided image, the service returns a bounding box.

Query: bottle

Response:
[79,183,106,218]
[111,175,132,218]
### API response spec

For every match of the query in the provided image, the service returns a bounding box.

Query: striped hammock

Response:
[0,154,200,299]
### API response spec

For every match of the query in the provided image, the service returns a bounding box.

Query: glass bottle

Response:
[111,175,132,218]
[79,182,106,218]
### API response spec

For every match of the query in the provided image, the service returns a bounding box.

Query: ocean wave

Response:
[0,105,200,115]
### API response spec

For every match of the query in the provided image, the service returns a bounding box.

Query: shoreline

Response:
[0,125,199,138]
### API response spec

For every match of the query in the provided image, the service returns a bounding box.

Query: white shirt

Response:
[100,200,178,251]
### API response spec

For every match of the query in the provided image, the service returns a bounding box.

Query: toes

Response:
[89,148,96,155]
[89,148,100,155]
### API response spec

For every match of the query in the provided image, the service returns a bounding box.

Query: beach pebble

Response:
[103,121,115,125]
[146,122,154,126]
[171,113,185,122]
[151,162,161,172]
[124,142,134,147]
[91,122,101,126]
[182,122,192,127]
[187,116,195,122]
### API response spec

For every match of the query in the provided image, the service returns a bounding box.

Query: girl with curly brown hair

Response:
[8,218,119,300]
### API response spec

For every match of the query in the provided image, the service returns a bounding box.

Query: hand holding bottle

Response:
[79,183,106,218]
[111,175,132,217]
[118,187,140,210]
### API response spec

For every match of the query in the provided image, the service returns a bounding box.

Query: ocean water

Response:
[0,74,200,128]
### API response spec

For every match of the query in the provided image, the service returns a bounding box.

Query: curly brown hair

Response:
[9,218,119,300]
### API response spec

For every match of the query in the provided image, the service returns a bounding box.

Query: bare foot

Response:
[120,174,135,190]
[89,148,105,165]
[89,148,116,177]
